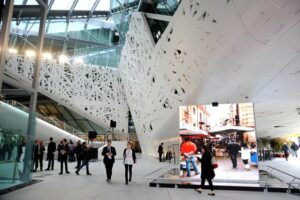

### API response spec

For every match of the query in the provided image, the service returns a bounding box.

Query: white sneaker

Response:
[195,188,202,193]
[208,191,215,196]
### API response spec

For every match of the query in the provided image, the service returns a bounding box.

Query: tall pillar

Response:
[22,0,48,181]
[0,0,14,93]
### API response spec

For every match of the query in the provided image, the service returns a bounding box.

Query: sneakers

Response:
[194,188,202,193]
[66,171,70,174]
[75,171,79,175]
[87,173,92,175]
[195,189,215,196]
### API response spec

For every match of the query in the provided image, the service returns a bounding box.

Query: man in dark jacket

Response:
[58,139,70,174]
[226,139,240,169]
[46,137,56,171]
[101,141,116,183]
[32,140,39,172]
[158,143,164,162]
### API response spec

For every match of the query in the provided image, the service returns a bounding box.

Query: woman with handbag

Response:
[123,141,136,185]
[195,145,215,196]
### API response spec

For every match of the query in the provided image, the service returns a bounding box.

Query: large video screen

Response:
[179,103,259,181]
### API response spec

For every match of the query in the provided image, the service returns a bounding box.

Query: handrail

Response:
[262,164,300,180]
[2,100,86,138]
[261,164,300,193]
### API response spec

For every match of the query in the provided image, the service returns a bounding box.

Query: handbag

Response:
[211,156,218,169]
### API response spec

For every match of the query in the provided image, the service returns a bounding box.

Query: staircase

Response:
[3,100,85,138]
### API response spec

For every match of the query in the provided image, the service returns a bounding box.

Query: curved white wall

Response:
[0,102,84,143]
[4,55,129,134]
[119,0,300,155]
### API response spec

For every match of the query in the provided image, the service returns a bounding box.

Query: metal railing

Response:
[261,164,300,193]
[2,100,85,137]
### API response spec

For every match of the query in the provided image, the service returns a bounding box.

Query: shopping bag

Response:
[211,157,218,169]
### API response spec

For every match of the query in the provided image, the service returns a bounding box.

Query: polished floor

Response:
[0,155,299,200]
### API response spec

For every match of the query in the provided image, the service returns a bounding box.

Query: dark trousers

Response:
[230,154,237,168]
[60,157,69,173]
[104,162,114,180]
[125,164,133,182]
[33,156,38,170]
[201,178,214,191]
[47,154,54,170]
[76,158,82,168]
[76,160,89,174]
[38,154,43,170]
[159,152,163,162]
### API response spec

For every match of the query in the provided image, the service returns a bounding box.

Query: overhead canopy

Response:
[209,125,254,134]
[180,128,208,137]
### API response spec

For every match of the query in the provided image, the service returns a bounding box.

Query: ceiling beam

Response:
[85,0,101,27]
[66,0,79,23]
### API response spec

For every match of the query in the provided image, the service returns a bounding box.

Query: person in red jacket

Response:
[181,137,199,177]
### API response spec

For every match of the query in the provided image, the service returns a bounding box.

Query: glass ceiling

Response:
[14,0,111,11]
[9,0,141,68]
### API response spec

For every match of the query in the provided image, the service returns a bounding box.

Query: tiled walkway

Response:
[0,156,298,200]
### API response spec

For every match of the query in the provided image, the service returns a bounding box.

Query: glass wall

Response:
[0,101,36,191]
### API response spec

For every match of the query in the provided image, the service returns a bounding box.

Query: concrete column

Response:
[22,0,49,180]
[0,0,14,93]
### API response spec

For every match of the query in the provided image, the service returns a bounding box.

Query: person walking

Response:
[282,143,290,161]
[75,140,82,169]
[291,142,299,158]
[158,143,164,162]
[123,142,136,185]
[58,139,70,174]
[195,145,215,196]
[226,139,240,169]
[46,137,56,171]
[101,141,116,183]
[240,143,251,170]
[75,142,91,175]
[32,140,39,172]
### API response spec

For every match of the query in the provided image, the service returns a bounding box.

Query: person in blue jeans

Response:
[181,138,199,177]
[186,155,199,177]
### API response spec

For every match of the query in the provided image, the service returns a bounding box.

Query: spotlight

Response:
[42,52,53,60]
[25,50,36,57]
[8,48,18,54]
[59,55,68,63]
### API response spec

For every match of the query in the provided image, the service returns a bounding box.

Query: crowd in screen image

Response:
[178,103,259,185]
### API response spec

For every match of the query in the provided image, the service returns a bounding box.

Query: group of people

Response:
[282,142,299,161]
[32,137,90,175]
[31,137,137,185]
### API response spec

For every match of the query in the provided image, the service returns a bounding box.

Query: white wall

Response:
[4,55,129,134]
[119,0,300,155]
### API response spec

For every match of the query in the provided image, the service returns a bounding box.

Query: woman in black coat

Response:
[195,145,215,196]
[123,142,136,185]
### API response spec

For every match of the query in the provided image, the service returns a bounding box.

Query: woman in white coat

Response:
[240,143,251,170]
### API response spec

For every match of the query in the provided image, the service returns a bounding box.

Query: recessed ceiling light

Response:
[273,125,284,128]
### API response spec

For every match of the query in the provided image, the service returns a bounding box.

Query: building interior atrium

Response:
[0,0,299,199]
